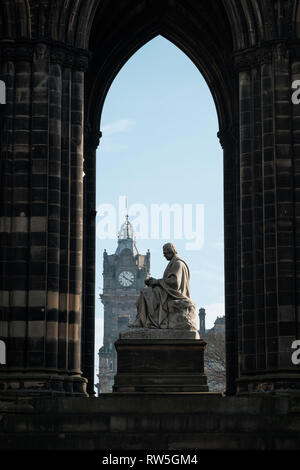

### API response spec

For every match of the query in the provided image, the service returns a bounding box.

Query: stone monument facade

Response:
[0,0,300,397]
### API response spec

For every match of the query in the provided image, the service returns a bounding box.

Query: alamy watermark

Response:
[292,80,300,104]
[0,340,6,365]
[291,340,300,365]
[0,80,6,104]
[96,196,204,250]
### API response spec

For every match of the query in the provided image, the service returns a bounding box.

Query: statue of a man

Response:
[134,243,192,329]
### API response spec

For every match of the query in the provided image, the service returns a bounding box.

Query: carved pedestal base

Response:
[113,329,209,393]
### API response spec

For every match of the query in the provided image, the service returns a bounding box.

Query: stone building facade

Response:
[96,218,150,394]
[199,308,225,337]
[199,308,226,392]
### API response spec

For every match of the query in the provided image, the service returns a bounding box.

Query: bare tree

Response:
[204,331,226,392]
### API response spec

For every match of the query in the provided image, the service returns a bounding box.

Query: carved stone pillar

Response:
[81,127,101,396]
[234,44,300,393]
[218,126,240,396]
[0,41,89,396]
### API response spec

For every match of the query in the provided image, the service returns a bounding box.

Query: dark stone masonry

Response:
[113,333,208,393]
[1,0,300,450]
[1,394,300,450]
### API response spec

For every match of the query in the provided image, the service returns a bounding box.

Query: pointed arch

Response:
[47,0,100,48]
[83,0,239,395]
[86,1,235,136]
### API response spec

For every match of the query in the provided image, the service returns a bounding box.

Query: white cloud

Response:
[101,118,135,136]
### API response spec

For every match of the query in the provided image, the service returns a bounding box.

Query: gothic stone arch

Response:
[1,0,300,397]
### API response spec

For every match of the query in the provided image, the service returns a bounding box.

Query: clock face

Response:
[118,271,134,287]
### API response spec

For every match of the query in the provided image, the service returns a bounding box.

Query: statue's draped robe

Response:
[135,255,191,328]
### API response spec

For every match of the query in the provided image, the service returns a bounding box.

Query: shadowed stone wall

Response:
[1,394,300,450]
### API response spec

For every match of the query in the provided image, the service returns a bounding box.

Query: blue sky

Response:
[94,36,224,381]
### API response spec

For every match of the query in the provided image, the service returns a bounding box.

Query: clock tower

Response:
[96,217,150,393]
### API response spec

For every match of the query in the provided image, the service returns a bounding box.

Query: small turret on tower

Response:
[199,307,206,338]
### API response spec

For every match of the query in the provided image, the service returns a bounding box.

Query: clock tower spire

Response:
[96,217,150,394]
[115,215,138,256]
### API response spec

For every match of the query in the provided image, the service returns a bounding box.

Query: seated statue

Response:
[134,243,197,330]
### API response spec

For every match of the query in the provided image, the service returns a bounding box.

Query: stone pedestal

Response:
[113,328,208,392]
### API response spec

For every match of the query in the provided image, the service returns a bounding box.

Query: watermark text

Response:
[0,340,6,365]
[96,196,204,251]
[0,80,6,104]
[291,340,300,365]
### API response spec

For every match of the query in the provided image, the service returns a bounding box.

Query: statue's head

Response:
[163,243,177,260]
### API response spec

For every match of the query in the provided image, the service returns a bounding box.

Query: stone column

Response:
[291,51,300,348]
[81,127,101,396]
[0,41,89,396]
[234,44,300,393]
[218,127,240,396]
